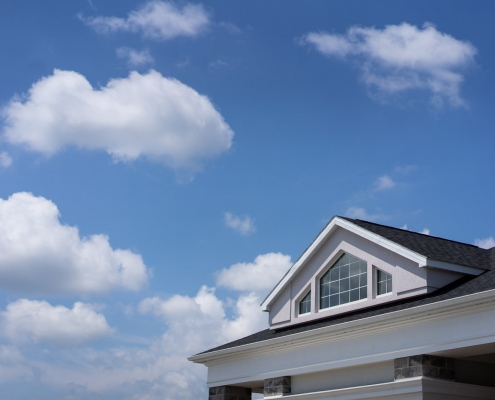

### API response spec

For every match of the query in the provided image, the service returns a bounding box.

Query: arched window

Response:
[299,291,311,315]
[320,253,367,309]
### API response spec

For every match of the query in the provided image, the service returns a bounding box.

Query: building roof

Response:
[198,219,495,355]
[341,218,490,270]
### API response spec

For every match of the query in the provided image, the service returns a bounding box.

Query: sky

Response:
[0,0,494,399]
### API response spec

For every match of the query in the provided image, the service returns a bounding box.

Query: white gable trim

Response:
[261,217,428,311]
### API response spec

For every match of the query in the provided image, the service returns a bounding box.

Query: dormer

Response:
[262,216,488,329]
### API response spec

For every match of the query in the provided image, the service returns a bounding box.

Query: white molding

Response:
[189,288,495,364]
[273,377,495,400]
[426,259,485,275]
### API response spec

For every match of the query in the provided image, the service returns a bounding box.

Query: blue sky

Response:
[0,1,494,399]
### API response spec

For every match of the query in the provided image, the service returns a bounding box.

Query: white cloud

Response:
[394,165,418,174]
[400,223,408,230]
[301,23,477,107]
[216,252,292,293]
[116,47,154,67]
[375,175,396,190]
[224,212,256,235]
[1,69,233,171]
[81,0,210,41]
[475,236,495,249]
[345,206,387,222]
[0,192,148,295]
[0,151,12,168]
[209,59,228,69]
[139,286,267,351]
[0,252,287,398]
[420,228,430,235]
[1,300,112,346]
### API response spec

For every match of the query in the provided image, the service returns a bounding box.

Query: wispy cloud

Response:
[400,223,430,235]
[0,151,12,168]
[475,236,495,249]
[224,212,256,235]
[394,165,418,174]
[345,206,388,222]
[116,47,154,67]
[218,21,241,34]
[80,0,210,41]
[375,175,396,191]
[209,59,228,69]
[300,22,477,107]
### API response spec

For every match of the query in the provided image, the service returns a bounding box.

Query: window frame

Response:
[376,267,393,297]
[318,252,368,311]
[298,290,311,316]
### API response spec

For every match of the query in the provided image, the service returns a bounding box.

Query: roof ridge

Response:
[341,217,482,249]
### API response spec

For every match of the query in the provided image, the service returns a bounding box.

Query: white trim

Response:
[272,377,495,400]
[189,288,495,364]
[261,217,427,311]
[426,259,485,275]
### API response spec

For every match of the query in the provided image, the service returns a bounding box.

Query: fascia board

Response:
[189,288,495,364]
[260,217,427,311]
[426,259,486,275]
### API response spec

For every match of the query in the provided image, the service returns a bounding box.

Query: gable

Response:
[263,216,486,329]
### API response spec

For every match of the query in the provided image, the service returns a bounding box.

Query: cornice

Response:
[189,288,495,364]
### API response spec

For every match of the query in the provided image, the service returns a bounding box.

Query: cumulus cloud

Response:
[81,0,210,40]
[0,152,12,168]
[1,300,112,346]
[475,236,495,249]
[139,286,267,352]
[345,206,387,222]
[216,252,292,293]
[375,175,396,190]
[1,69,233,171]
[0,192,148,295]
[0,252,289,398]
[116,47,154,67]
[301,22,477,107]
[420,228,430,235]
[224,212,256,235]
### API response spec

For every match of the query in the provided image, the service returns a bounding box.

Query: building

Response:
[189,216,495,400]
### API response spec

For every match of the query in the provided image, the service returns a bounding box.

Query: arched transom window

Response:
[320,253,367,309]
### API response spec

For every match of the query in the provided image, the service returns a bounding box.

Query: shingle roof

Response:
[198,218,494,355]
[342,218,489,270]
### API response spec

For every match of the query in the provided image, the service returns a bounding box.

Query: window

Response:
[377,269,392,295]
[320,253,367,309]
[299,291,311,315]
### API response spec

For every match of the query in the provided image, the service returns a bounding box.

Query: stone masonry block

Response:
[394,355,455,382]
[264,376,291,397]
[394,357,408,369]
[208,385,252,400]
